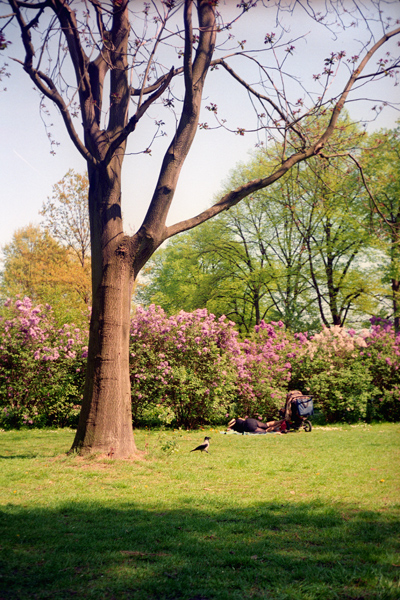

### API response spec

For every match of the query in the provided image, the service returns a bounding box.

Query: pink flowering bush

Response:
[129,305,239,427]
[0,297,87,428]
[234,320,296,419]
[358,317,400,421]
[129,310,300,426]
[290,321,400,422]
[1,297,399,429]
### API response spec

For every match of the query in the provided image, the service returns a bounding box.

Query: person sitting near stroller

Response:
[227,417,286,434]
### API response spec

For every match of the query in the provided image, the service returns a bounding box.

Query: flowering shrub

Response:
[128,309,301,427]
[1,297,399,429]
[358,318,400,421]
[0,297,87,428]
[129,305,239,427]
[290,322,400,422]
[234,320,296,419]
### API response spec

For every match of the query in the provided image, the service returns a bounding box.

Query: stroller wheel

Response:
[303,419,312,432]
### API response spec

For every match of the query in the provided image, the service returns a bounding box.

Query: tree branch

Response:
[165,147,314,238]
[103,67,174,166]
[165,25,400,240]
[136,0,217,246]
[347,153,395,230]
[314,25,400,153]
[130,67,183,97]
[8,0,97,164]
[213,58,307,146]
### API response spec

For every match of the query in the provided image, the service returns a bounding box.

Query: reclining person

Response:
[227,417,285,434]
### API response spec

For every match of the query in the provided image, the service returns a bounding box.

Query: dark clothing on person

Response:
[229,417,269,434]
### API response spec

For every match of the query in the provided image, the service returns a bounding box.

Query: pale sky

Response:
[0,1,399,252]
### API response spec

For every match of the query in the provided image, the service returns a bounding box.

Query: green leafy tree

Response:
[357,126,400,330]
[3,1,399,456]
[292,157,377,327]
[141,121,381,331]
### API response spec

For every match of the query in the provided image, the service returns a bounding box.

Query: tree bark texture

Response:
[71,161,137,458]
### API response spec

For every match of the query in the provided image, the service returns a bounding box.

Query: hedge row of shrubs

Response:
[0,297,399,429]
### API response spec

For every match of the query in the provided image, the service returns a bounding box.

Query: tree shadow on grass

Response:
[1,500,399,600]
[0,453,40,460]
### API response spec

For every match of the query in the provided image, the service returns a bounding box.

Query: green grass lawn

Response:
[1,423,399,600]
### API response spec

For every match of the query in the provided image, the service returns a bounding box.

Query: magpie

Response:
[190,436,211,453]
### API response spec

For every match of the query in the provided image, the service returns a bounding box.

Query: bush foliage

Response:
[0,297,87,428]
[0,298,399,429]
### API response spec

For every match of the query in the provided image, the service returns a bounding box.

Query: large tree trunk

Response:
[70,162,137,458]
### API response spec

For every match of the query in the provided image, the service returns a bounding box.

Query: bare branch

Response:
[7,0,97,163]
[213,57,307,145]
[11,56,97,164]
[314,25,400,153]
[129,66,182,97]
[347,152,395,229]
[104,67,174,166]
[165,147,313,238]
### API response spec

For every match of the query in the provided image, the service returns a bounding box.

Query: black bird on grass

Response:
[190,436,211,453]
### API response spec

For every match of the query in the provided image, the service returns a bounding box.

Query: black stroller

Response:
[279,395,314,432]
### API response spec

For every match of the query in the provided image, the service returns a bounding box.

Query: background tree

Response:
[2,1,399,457]
[41,170,91,270]
[140,121,382,331]
[358,126,400,330]
[0,224,90,324]
[41,169,91,304]
[291,157,376,327]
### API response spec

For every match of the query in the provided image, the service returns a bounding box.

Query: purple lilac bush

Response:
[129,305,239,427]
[128,308,298,426]
[0,297,87,428]
[291,320,400,422]
[233,320,296,419]
[1,298,399,428]
[359,317,400,421]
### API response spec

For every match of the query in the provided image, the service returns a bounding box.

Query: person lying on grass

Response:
[227,417,286,434]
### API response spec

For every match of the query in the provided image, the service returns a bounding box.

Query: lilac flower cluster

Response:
[129,308,299,426]
[129,305,240,427]
[0,297,87,428]
[233,319,298,418]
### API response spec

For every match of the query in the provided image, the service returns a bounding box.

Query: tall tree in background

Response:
[359,126,400,331]
[290,157,374,327]
[41,170,91,304]
[0,224,90,322]
[41,170,91,270]
[2,1,399,457]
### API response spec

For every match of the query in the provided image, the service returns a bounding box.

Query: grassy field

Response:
[1,423,399,600]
